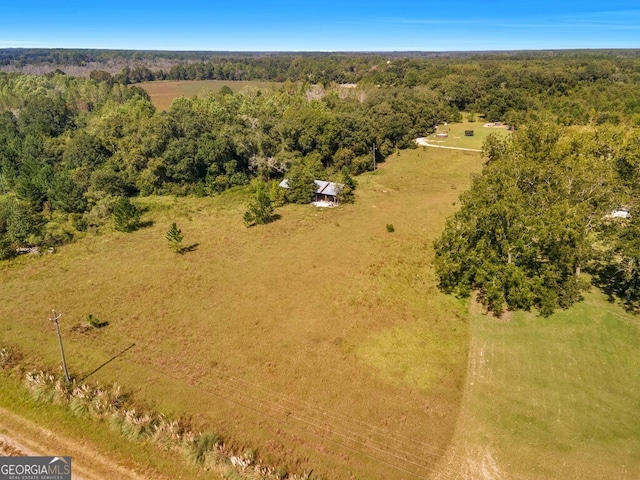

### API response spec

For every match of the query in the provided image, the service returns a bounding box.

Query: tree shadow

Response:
[246,214,282,228]
[79,343,136,382]
[179,243,199,254]
[138,220,154,229]
[591,264,640,313]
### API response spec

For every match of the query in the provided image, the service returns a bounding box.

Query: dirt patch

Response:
[469,293,513,322]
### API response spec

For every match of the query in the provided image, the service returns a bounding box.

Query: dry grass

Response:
[138,80,283,110]
[0,147,482,479]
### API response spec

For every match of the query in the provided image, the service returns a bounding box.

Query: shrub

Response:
[182,432,222,465]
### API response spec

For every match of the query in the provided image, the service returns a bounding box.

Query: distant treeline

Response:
[4,49,640,126]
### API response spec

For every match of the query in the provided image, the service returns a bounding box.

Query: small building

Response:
[606,208,631,219]
[279,179,345,206]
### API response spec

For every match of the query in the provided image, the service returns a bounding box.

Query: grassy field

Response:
[421,121,512,150]
[139,80,283,110]
[3,141,639,479]
[436,290,640,479]
[0,146,481,479]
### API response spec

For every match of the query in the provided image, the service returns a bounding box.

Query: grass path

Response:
[416,137,481,152]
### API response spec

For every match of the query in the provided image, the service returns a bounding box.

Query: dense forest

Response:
[2,50,640,313]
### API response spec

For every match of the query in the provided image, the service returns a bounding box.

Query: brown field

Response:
[2,141,639,479]
[0,147,482,479]
[138,80,283,110]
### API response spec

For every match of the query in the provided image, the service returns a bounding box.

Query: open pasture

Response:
[2,143,639,479]
[0,147,481,478]
[422,121,512,150]
[139,79,282,110]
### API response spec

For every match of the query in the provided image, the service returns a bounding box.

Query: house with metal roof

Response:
[279,179,345,206]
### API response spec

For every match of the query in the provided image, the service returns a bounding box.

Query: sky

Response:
[1,1,640,52]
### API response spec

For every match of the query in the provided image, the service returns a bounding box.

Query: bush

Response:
[183,432,222,465]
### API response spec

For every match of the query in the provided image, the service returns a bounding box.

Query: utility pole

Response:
[49,309,71,383]
[372,142,377,171]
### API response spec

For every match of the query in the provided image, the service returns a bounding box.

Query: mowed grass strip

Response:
[0,147,482,479]
[139,80,283,110]
[437,290,640,479]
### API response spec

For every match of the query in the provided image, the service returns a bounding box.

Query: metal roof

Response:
[279,179,344,197]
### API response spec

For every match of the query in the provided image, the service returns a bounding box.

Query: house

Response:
[279,179,345,206]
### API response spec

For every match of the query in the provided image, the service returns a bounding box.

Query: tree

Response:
[112,196,141,232]
[48,170,87,213]
[17,95,75,137]
[166,222,184,253]
[0,197,39,259]
[335,167,356,204]
[434,124,617,316]
[243,180,274,227]
[283,156,322,204]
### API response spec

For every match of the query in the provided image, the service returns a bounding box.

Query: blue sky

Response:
[1,1,640,51]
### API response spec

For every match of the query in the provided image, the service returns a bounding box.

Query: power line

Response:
[102,330,462,480]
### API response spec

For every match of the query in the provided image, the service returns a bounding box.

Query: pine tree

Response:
[166,222,184,253]
[112,196,140,232]
[244,181,274,227]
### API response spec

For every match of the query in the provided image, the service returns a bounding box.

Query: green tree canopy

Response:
[434,125,619,316]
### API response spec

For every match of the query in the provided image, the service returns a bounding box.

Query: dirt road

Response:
[0,406,154,480]
[415,137,482,152]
